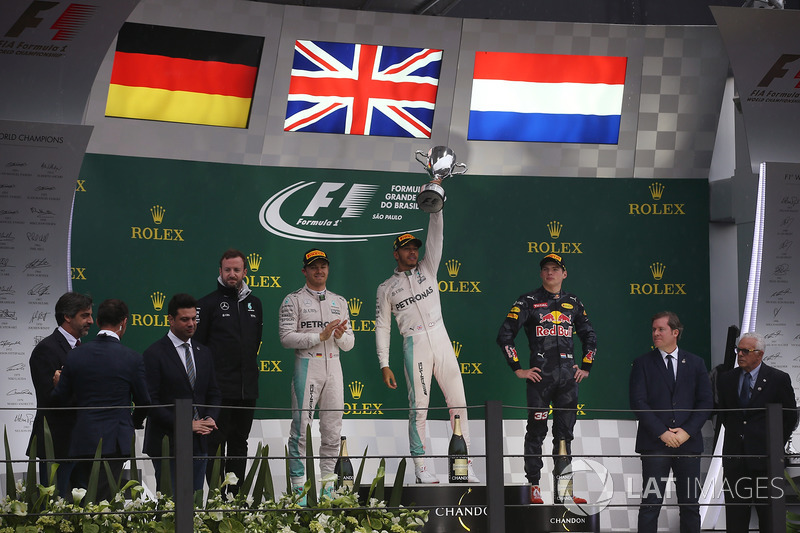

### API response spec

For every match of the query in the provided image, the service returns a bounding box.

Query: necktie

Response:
[75,339,81,347]
[666,354,675,385]
[183,343,200,420]
[183,343,196,388]
[740,371,752,406]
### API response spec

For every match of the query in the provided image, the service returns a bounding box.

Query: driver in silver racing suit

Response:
[280,249,354,499]
[376,210,478,484]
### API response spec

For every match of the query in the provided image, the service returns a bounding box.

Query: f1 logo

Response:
[6,1,58,37]
[758,54,800,89]
[6,1,96,41]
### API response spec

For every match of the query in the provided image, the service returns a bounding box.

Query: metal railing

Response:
[2,400,794,533]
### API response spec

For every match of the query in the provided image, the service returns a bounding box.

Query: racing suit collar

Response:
[541,286,563,299]
[303,285,327,299]
[396,265,417,277]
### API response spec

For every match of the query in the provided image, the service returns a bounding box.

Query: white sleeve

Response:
[375,281,392,368]
[334,297,355,352]
[278,294,319,349]
[422,210,443,271]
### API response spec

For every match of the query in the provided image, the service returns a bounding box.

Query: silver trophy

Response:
[414,146,467,213]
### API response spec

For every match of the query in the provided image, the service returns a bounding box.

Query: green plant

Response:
[0,426,428,533]
[786,470,800,532]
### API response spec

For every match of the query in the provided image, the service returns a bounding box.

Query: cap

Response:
[393,233,422,252]
[303,248,329,267]
[540,253,566,270]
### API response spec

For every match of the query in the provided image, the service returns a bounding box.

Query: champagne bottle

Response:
[334,436,354,490]
[553,438,570,504]
[448,415,469,483]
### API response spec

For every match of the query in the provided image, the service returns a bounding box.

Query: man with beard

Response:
[196,249,263,493]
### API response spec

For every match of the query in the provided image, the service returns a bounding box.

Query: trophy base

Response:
[417,183,445,213]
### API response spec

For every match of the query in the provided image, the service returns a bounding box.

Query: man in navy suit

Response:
[28,292,93,495]
[142,293,220,492]
[52,298,151,502]
[629,311,713,533]
[717,332,798,533]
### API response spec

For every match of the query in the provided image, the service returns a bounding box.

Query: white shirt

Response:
[659,348,678,380]
[58,326,79,348]
[167,330,193,373]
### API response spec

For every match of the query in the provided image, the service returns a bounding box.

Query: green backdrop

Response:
[71,154,710,421]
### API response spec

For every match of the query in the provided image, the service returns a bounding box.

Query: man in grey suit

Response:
[52,298,150,502]
[629,311,713,533]
[143,293,220,492]
[28,292,93,495]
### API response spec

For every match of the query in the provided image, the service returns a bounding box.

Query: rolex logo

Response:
[452,340,462,358]
[150,205,165,225]
[650,262,666,280]
[547,221,563,239]
[349,380,364,399]
[247,253,262,272]
[151,291,165,311]
[445,259,461,278]
[347,298,362,317]
[649,182,664,201]
[631,261,685,295]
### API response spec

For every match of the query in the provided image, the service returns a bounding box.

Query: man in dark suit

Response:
[27,292,93,496]
[629,311,713,533]
[717,332,798,533]
[142,293,220,492]
[52,298,151,502]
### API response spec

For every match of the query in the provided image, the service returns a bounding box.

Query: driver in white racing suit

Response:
[280,249,354,500]
[376,210,478,484]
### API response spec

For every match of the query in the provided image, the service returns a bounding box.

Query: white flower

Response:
[72,488,86,505]
[10,500,27,516]
[222,472,239,487]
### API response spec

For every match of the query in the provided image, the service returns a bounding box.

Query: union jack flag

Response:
[284,40,442,138]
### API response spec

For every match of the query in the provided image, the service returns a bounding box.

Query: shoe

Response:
[291,484,307,507]
[530,485,543,504]
[570,495,587,504]
[319,473,337,500]
[467,460,480,483]
[414,464,439,484]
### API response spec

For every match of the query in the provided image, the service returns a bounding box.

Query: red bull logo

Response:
[541,310,571,325]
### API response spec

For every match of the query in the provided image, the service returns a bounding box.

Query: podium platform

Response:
[360,484,600,533]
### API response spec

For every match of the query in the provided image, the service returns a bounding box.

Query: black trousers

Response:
[206,398,255,495]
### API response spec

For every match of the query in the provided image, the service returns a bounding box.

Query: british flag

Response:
[284,40,442,138]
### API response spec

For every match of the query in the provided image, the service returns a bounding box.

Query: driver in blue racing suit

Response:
[496,253,597,504]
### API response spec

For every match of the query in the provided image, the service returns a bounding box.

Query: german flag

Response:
[105,23,263,128]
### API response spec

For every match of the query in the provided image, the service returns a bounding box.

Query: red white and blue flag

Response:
[468,52,628,144]
[285,40,442,138]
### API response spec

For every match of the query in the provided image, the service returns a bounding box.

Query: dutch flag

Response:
[468,51,628,144]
